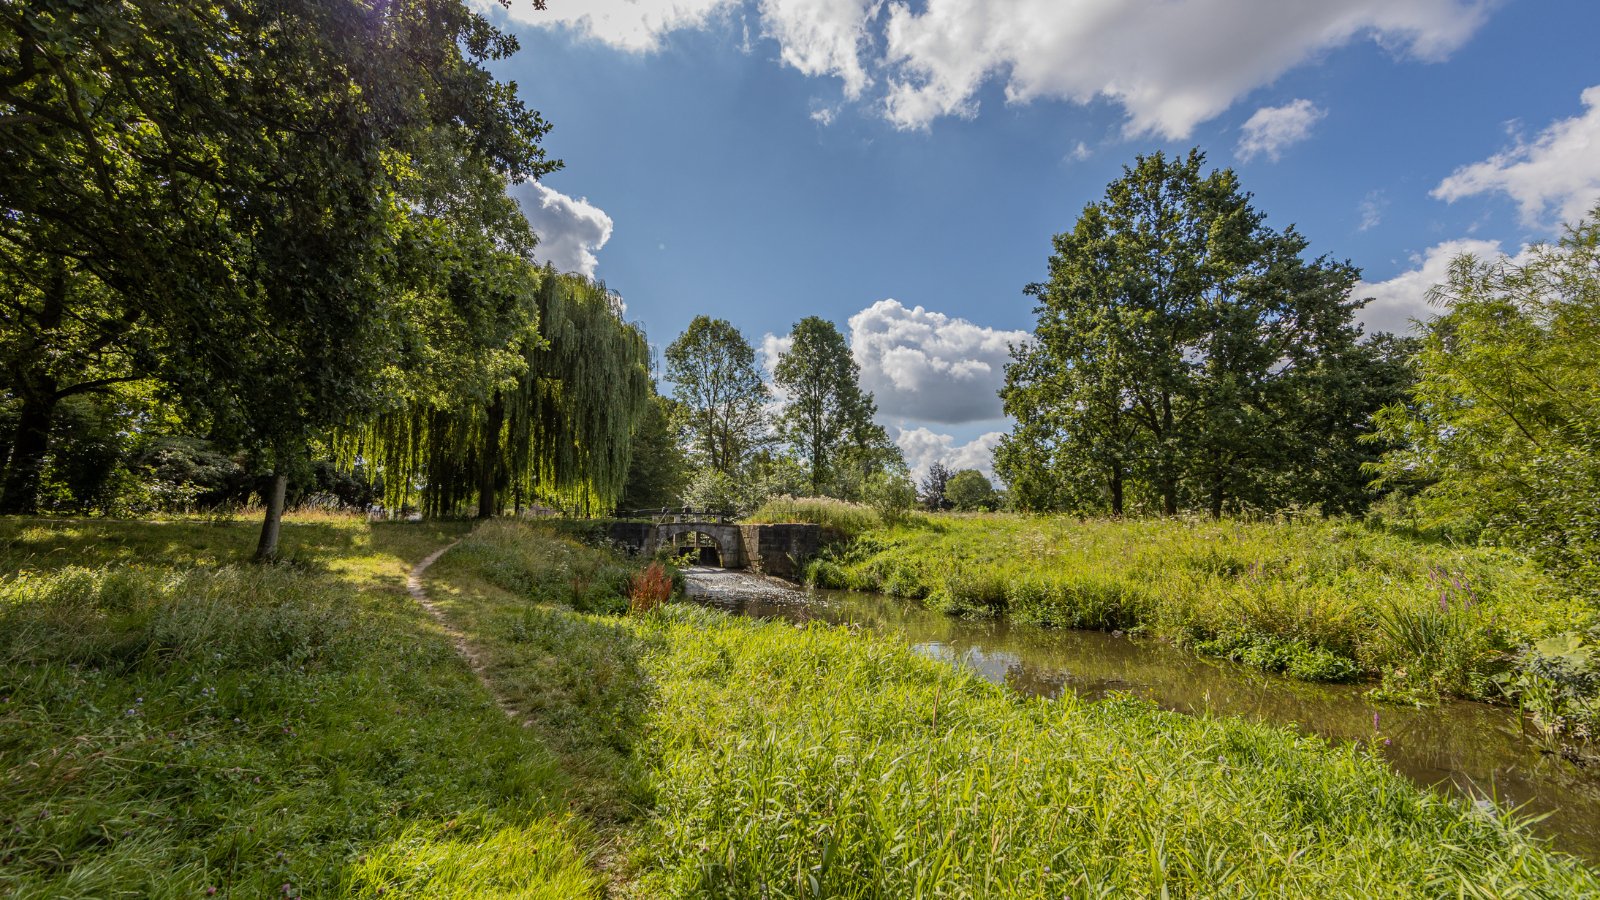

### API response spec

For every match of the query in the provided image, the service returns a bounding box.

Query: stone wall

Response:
[738,523,821,581]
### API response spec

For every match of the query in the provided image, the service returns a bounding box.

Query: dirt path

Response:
[405,540,526,723]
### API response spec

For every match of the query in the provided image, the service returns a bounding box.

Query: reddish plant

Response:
[628,562,673,615]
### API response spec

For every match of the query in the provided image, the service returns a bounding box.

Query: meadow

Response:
[3,515,1598,896]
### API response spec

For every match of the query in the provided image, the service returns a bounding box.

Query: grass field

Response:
[3,515,1598,896]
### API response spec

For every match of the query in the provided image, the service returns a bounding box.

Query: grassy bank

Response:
[5,516,1598,896]
[427,520,1597,896]
[0,516,600,898]
[803,513,1600,727]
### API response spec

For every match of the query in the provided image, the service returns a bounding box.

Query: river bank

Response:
[799,513,1600,747]
[684,568,1600,860]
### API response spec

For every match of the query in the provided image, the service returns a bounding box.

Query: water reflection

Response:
[688,581,1600,862]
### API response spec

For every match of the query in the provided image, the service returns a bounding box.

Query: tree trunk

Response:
[0,387,60,515]
[254,472,289,562]
[1109,464,1124,517]
[477,393,505,519]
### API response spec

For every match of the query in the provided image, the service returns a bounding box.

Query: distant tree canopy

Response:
[997,150,1413,517]
[920,462,954,511]
[1372,209,1600,590]
[946,469,998,512]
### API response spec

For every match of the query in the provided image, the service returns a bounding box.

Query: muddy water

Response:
[682,569,1600,862]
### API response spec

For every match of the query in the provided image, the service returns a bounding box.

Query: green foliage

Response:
[1497,629,1600,749]
[810,513,1597,701]
[681,469,745,517]
[862,471,918,525]
[999,149,1413,517]
[772,317,902,495]
[343,271,652,517]
[0,0,559,552]
[664,316,770,475]
[617,392,689,512]
[1371,209,1600,595]
[946,468,998,511]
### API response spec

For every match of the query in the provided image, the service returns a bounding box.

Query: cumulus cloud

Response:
[482,0,736,52]
[1236,99,1325,161]
[878,0,1487,135]
[1353,238,1537,335]
[760,0,879,99]
[896,427,1006,480]
[1433,84,1600,230]
[490,0,1489,136]
[848,299,1030,425]
[512,182,614,278]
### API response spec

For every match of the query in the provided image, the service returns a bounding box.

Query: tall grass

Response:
[746,495,886,538]
[0,517,599,898]
[418,521,1598,896]
[629,605,1598,897]
[807,513,1597,700]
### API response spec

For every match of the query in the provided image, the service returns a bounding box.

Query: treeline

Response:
[0,1,651,557]
[619,314,912,516]
[999,149,1600,590]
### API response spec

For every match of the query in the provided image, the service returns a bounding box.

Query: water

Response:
[684,570,1600,862]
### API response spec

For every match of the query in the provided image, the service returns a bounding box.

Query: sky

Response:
[485,0,1600,479]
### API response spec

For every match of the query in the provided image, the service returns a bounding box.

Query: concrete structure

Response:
[606,519,822,580]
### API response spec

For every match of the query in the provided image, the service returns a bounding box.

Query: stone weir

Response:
[605,520,823,581]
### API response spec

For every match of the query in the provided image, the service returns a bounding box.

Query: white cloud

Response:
[810,105,839,126]
[1358,190,1386,231]
[482,0,737,52]
[1353,238,1533,335]
[848,299,1030,425]
[1067,140,1092,163]
[879,0,1487,135]
[490,0,1490,136]
[760,0,879,99]
[1236,99,1325,161]
[1433,84,1600,230]
[896,427,1005,480]
[511,182,614,278]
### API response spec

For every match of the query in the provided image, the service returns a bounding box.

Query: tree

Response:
[344,271,651,518]
[0,1,555,558]
[665,317,769,475]
[999,150,1395,517]
[946,469,998,511]
[0,251,148,514]
[773,317,893,495]
[920,461,954,511]
[617,392,690,513]
[1372,210,1600,590]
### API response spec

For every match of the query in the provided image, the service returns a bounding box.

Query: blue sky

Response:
[484,0,1600,477]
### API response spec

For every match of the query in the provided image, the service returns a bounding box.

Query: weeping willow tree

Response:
[343,269,650,517]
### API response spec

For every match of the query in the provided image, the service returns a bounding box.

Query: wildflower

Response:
[207,888,217,896]
[1372,712,1380,731]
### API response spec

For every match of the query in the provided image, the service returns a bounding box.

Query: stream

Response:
[682,568,1600,863]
